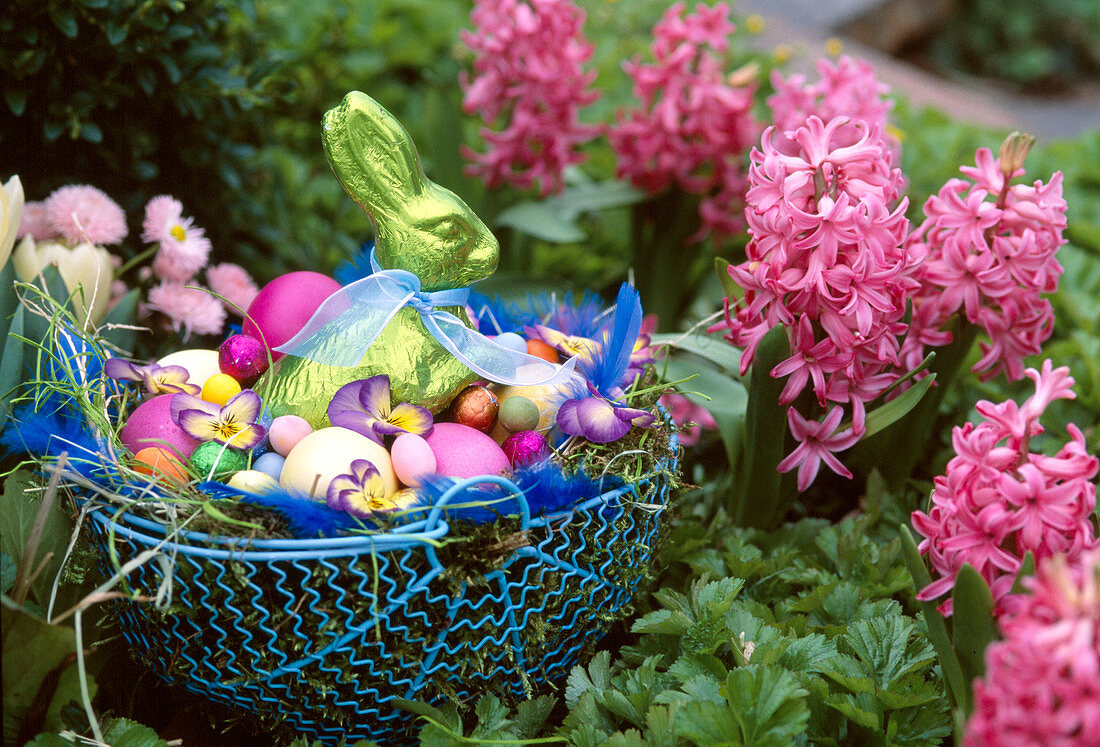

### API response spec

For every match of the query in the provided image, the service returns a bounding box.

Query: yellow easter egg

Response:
[280,427,398,499]
[156,349,221,389]
[202,373,242,406]
[227,469,279,494]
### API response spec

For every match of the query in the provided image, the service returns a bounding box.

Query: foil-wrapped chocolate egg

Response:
[450,385,499,432]
[502,430,549,467]
[218,334,270,387]
[190,441,247,481]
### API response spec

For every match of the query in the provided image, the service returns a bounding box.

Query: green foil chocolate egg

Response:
[190,441,248,481]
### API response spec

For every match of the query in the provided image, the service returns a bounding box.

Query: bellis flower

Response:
[145,282,227,340]
[658,392,717,447]
[901,134,1067,382]
[206,262,260,315]
[716,115,916,488]
[43,185,128,246]
[460,0,600,195]
[170,390,266,450]
[911,360,1099,615]
[609,1,758,239]
[144,195,212,282]
[105,359,201,396]
[965,550,1100,745]
[327,375,434,444]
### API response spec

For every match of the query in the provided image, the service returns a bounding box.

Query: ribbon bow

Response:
[275,250,575,387]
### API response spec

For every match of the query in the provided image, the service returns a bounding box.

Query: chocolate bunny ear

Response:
[323,91,498,291]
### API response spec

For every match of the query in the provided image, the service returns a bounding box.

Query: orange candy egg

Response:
[132,446,189,484]
[526,339,559,363]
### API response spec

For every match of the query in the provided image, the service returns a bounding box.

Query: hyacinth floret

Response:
[608,1,758,239]
[912,360,1099,616]
[901,135,1067,382]
[965,550,1100,745]
[717,114,914,488]
[460,0,599,195]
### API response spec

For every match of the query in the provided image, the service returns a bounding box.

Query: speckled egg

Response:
[242,272,342,360]
[120,394,200,458]
[280,427,397,499]
[423,422,511,479]
[155,349,221,389]
[390,432,437,488]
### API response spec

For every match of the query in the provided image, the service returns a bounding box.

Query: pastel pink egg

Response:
[242,272,342,361]
[120,394,200,459]
[390,432,437,487]
[268,415,313,457]
[423,422,511,479]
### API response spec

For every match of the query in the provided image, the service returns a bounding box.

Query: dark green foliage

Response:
[1,0,290,261]
[924,0,1100,91]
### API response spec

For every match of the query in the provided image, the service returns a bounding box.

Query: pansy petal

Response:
[328,379,367,423]
[357,375,393,419]
[326,474,359,509]
[556,399,585,437]
[330,410,382,442]
[576,397,632,443]
[223,389,262,424]
[177,409,221,441]
[380,403,433,436]
[614,406,656,428]
[104,358,143,382]
[222,423,265,450]
[171,393,218,425]
[350,459,379,484]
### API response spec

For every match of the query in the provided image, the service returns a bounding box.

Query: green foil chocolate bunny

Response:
[258,92,497,427]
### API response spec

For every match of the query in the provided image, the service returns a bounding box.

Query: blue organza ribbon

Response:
[275,250,576,386]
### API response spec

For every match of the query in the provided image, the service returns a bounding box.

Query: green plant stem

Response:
[630,190,702,332]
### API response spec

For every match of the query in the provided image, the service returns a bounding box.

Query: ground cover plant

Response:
[3,0,1100,745]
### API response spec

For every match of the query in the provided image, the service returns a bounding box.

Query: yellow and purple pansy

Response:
[105,358,201,396]
[327,375,433,444]
[326,459,418,518]
[170,390,266,450]
[557,381,656,443]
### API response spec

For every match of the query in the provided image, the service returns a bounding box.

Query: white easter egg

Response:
[227,470,279,494]
[280,426,398,499]
[156,349,221,388]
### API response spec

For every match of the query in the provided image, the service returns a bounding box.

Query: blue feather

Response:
[588,283,642,395]
[333,241,375,286]
[1,404,109,478]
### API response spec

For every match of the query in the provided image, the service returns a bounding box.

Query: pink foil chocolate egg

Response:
[120,394,200,458]
[502,430,549,467]
[423,422,511,479]
[218,334,269,387]
[390,432,437,487]
[268,415,313,457]
[242,271,342,360]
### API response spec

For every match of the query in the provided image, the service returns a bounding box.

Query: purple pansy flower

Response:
[557,382,656,444]
[170,390,266,449]
[326,459,417,518]
[105,358,201,396]
[327,375,433,444]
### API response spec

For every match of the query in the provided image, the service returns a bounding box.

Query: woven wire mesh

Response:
[81,455,675,745]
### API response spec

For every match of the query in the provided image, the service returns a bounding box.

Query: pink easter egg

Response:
[120,394,200,459]
[218,334,269,386]
[242,272,342,361]
[390,432,437,487]
[268,415,313,457]
[423,423,511,479]
[502,430,549,467]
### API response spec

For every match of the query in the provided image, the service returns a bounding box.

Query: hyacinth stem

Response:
[630,190,703,332]
[852,317,980,490]
[733,324,793,529]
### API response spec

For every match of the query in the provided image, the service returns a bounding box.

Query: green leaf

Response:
[632,608,693,636]
[513,695,555,739]
[0,552,15,594]
[1010,552,1036,595]
[104,22,127,44]
[673,698,742,745]
[899,526,968,714]
[393,698,461,733]
[565,650,612,708]
[471,694,510,737]
[651,332,743,378]
[737,325,790,529]
[723,666,810,745]
[49,6,78,38]
[4,86,27,116]
[951,564,998,684]
[858,373,936,439]
[659,357,746,469]
[200,501,263,531]
[495,202,585,243]
[101,716,172,746]
[714,257,743,305]
[0,470,73,609]
[1,305,27,414]
[98,288,140,354]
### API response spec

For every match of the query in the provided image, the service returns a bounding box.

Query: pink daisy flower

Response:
[145,282,226,340]
[206,262,260,315]
[143,195,211,282]
[17,201,57,241]
[43,185,128,245]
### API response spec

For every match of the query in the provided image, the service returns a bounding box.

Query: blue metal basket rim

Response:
[84,455,673,561]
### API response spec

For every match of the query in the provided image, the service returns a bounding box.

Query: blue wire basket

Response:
[81,443,677,744]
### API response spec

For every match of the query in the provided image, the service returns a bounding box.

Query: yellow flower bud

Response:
[12,236,114,327]
[1,175,24,269]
